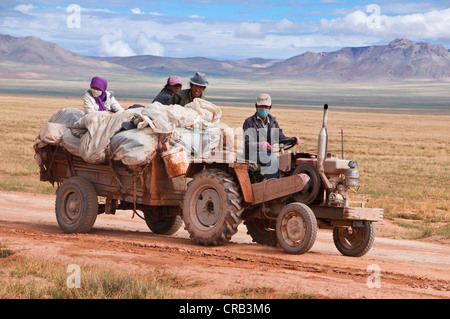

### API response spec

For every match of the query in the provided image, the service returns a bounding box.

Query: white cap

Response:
[256,93,272,106]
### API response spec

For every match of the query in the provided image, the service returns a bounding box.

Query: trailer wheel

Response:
[244,219,278,247]
[276,202,317,254]
[143,207,183,235]
[182,169,243,246]
[333,222,375,257]
[55,177,98,233]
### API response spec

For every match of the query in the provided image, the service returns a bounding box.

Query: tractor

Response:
[182,104,383,256]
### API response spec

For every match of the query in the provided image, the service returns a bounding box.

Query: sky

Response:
[1,1,450,60]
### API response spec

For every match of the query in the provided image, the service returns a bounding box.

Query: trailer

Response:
[38,144,186,235]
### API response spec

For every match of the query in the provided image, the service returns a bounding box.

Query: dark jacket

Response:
[152,88,173,104]
[166,89,205,106]
[242,112,288,161]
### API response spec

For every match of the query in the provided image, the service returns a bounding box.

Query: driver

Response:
[243,93,300,179]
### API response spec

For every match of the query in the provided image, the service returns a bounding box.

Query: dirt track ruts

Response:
[0,191,449,299]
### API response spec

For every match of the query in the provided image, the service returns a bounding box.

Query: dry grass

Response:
[0,253,202,299]
[0,93,448,236]
[0,248,322,299]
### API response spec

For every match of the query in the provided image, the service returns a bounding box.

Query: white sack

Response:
[34,108,84,149]
[137,102,175,133]
[62,129,82,157]
[72,109,140,164]
[110,128,159,166]
[186,98,222,127]
[171,122,233,158]
[34,122,69,149]
[34,108,85,166]
[48,108,84,126]
[136,99,222,133]
[36,100,225,166]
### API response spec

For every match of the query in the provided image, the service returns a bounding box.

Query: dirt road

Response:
[0,191,448,299]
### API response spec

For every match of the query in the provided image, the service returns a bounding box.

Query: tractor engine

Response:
[325,157,360,207]
[292,104,361,207]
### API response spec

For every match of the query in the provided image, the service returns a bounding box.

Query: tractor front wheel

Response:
[333,222,375,257]
[276,202,317,254]
[244,219,278,247]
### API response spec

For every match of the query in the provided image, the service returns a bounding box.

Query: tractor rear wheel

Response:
[276,202,317,254]
[143,206,183,235]
[333,222,375,257]
[182,169,243,246]
[244,219,278,247]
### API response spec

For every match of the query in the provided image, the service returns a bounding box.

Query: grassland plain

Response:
[0,93,448,239]
[1,77,450,109]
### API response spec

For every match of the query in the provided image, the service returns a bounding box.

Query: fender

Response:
[185,162,254,204]
[230,163,254,204]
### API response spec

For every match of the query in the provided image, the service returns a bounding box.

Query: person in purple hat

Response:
[83,76,124,114]
[152,76,183,104]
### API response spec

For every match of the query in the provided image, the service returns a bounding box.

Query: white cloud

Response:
[136,33,165,56]
[131,8,142,15]
[320,8,450,41]
[100,30,136,57]
[235,22,265,39]
[13,4,34,14]
[190,14,205,19]
[276,18,295,32]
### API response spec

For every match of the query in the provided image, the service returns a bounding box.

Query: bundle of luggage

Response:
[34,99,231,168]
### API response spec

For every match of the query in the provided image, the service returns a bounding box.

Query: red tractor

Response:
[182,104,383,256]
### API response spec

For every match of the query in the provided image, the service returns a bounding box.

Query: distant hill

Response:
[0,34,87,66]
[96,55,281,76]
[0,34,135,79]
[1,34,449,82]
[260,39,450,81]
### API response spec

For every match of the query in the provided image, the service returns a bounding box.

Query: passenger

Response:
[83,76,124,114]
[166,72,208,106]
[243,93,300,179]
[152,76,183,104]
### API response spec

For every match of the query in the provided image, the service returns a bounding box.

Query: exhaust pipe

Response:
[317,104,333,190]
[317,104,328,167]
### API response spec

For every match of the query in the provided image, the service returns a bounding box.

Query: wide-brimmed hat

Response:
[190,72,208,87]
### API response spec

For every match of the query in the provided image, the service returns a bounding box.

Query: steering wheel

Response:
[277,137,297,152]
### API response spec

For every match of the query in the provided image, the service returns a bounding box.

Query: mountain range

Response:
[1,34,450,82]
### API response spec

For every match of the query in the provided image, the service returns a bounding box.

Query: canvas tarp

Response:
[34,99,228,167]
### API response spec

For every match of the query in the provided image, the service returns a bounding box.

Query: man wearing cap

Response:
[153,76,183,104]
[243,93,300,179]
[166,72,208,106]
